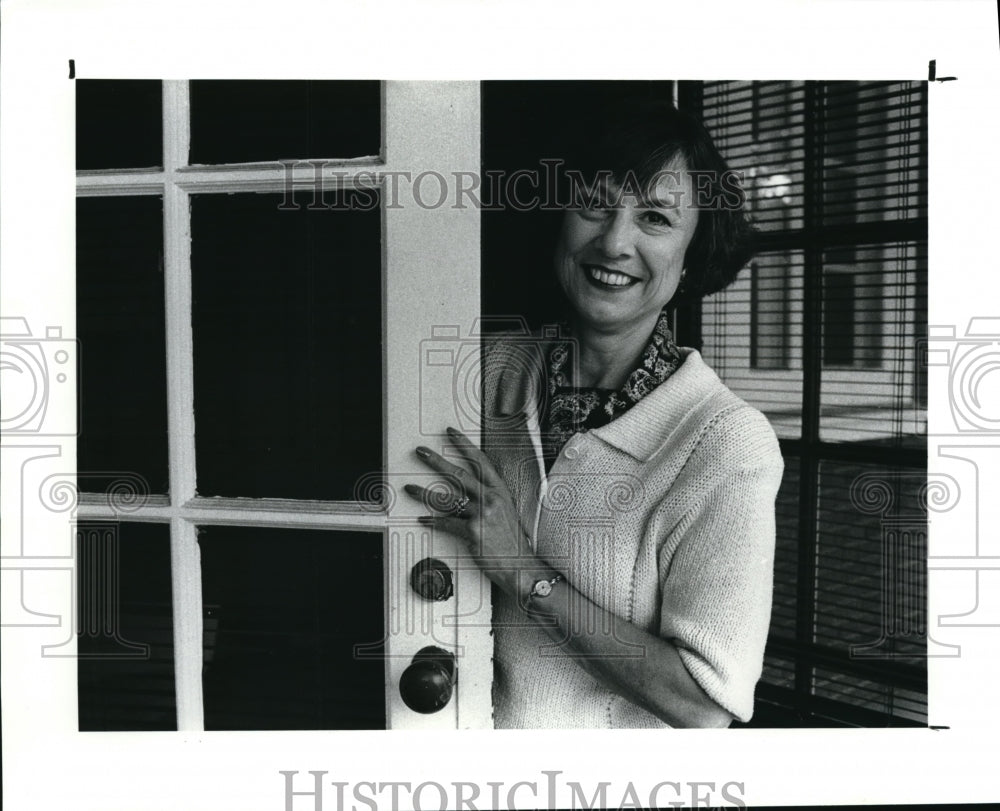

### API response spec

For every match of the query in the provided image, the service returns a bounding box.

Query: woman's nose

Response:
[597,210,635,258]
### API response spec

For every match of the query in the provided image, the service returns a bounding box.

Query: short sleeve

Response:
[657,418,783,722]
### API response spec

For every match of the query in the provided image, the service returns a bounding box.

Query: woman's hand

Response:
[404,427,544,596]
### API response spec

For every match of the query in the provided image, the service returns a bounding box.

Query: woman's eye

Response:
[580,203,612,218]
[642,210,671,226]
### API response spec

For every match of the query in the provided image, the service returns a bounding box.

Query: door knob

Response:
[409,557,454,601]
[398,646,457,713]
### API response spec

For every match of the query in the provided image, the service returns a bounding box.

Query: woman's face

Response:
[555,163,699,336]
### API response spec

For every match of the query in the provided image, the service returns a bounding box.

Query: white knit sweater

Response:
[483,336,783,728]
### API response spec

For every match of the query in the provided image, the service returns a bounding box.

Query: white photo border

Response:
[2,0,999,808]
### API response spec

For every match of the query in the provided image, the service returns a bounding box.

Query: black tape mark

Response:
[69,59,75,79]
[928,59,957,82]
[929,725,950,730]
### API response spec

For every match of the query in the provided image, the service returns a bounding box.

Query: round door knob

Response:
[399,646,457,714]
[409,557,454,601]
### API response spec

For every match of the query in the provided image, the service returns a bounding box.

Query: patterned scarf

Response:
[541,307,684,470]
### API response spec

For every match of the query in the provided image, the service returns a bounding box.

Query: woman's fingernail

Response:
[416,446,431,458]
[403,483,419,495]
[446,426,457,435]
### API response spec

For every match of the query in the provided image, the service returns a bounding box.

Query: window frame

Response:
[684,79,929,726]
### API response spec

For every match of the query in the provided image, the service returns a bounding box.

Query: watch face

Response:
[533,580,552,598]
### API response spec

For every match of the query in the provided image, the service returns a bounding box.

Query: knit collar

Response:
[588,348,722,460]
[493,341,726,462]
[542,309,684,465]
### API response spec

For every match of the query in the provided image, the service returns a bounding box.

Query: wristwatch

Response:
[528,574,564,599]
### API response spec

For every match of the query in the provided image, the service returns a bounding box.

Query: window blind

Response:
[698,80,928,727]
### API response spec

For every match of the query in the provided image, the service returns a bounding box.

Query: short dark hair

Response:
[560,100,756,300]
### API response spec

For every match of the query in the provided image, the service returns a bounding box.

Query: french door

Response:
[75,80,492,730]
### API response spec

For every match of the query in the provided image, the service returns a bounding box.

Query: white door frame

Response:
[75,80,493,730]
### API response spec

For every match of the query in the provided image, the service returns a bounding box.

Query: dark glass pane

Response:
[702,249,804,440]
[823,272,858,366]
[820,242,927,444]
[815,461,927,661]
[191,191,382,500]
[814,460,928,726]
[189,80,381,165]
[760,655,797,695]
[821,81,928,226]
[701,81,807,232]
[704,80,926,231]
[76,80,162,170]
[812,667,926,725]
[78,521,176,731]
[199,526,385,730]
[77,196,169,494]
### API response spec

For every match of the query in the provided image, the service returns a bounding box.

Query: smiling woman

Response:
[553,164,698,384]
[407,100,782,728]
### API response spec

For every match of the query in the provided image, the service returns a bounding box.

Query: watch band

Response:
[528,574,564,599]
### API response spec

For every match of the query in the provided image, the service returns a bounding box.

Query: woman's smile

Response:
[582,262,641,289]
